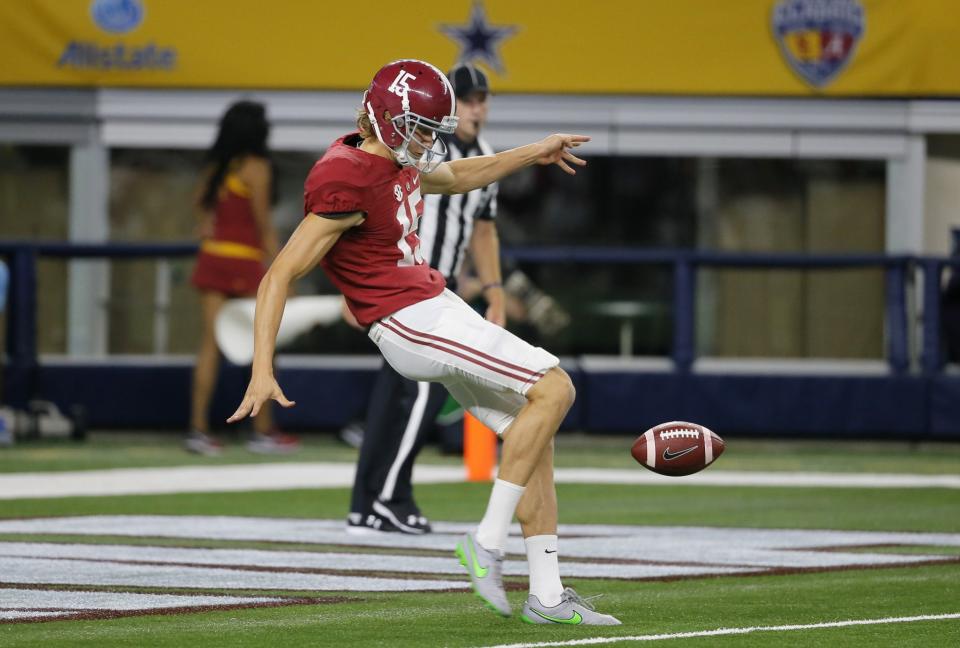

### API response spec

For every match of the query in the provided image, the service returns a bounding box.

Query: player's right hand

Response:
[535,134,590,175]
[227,375,295,422]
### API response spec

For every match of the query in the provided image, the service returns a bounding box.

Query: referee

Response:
[347,63,505,534]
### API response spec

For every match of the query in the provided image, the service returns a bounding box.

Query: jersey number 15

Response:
[395,186,424,267]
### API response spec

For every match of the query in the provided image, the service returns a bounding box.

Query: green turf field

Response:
[0,433,958,647]
[2,566,958,647]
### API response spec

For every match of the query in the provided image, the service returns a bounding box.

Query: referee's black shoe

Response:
[345,511,398,535]
[372,499,433,535]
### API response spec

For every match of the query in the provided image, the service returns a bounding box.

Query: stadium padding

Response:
[25,360,584,432]
[928,375,960,439]
[13,360,955,438]
[581,369,928,438]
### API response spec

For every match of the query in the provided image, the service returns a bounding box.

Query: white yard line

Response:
[0,611,75,620]
[476,613,960,648]
[0,556,462,592]
[0,588,281,611]
[0,588,285,622]
[0,464,958,500]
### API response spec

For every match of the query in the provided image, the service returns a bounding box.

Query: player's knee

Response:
[546,367,576,411]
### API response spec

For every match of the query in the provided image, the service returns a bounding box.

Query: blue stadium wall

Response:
[14,359,960,439]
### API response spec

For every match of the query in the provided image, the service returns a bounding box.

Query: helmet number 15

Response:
[388,71,417,99]
[395,186,424,267]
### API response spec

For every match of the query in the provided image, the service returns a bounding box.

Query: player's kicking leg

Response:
[515,443,621,625]
[455,367,573,617]
[372,289,618,620]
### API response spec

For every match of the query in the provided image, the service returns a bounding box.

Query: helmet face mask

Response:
[389,111,458,173]
[363,60,459,173]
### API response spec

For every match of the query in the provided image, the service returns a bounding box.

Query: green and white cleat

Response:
[455,532,511,617]
[521,588,622,626]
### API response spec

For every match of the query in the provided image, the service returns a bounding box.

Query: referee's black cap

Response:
[447,63,490,100]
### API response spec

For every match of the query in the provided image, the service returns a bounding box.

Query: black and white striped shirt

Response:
[419,134,498,288]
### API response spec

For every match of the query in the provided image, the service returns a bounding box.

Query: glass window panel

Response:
[498,156,885,358]
[100,149,886,359]
[106,148,338,354]
[0,145,70,355]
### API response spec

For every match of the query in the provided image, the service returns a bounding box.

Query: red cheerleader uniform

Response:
[191,173,267,297]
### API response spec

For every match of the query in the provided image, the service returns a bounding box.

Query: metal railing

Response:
[503,247,926,374]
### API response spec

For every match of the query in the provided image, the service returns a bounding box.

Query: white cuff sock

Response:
[525,534,563,607]
[475,479,525,552]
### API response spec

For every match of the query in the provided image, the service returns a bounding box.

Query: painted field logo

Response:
[772,0,864,88]
[91,0,144,34]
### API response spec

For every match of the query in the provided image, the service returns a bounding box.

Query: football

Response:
[631,421,725,476]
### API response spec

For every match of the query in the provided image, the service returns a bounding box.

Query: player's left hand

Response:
[535,134,590,175]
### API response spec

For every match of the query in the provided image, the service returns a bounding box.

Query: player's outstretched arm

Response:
[421,134,589,195]
[227,212,364,422]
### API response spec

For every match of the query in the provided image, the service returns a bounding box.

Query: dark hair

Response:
[200,100,270,209]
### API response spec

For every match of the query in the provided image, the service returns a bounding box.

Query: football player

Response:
[346,63,505,537]
[228,59,619,625]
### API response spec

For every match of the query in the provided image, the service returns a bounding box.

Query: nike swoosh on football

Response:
[662,445,698,461]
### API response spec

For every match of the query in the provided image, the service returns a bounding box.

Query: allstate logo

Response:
[91,0,144,34]
[772,0,864,88]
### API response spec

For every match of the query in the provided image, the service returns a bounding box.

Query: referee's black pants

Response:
[348,360,449,517]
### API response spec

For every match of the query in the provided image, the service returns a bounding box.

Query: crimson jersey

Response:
[303,133,445,326]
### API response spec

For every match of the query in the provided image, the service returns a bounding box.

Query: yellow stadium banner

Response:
[1,0,959,96]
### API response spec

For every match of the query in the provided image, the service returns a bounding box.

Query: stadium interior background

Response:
[2,0,960,438]
[2,2,960,645]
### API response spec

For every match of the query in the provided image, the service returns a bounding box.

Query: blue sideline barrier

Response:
[583,369,931,439]
[1,241,958,438]
[31,358,586,433]
[33,360,378,430]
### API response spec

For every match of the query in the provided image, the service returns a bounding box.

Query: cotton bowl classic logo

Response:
[772,0,865,88]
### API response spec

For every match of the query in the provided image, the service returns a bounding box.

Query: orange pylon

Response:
[464,412,497,482]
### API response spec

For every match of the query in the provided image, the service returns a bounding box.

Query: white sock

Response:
[475,479,525,552]
[525,534,563,607]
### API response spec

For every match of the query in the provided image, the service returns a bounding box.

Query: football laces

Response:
[658,428,701,440]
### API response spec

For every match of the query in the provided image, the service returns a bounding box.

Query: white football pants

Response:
[369,289,560,436]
